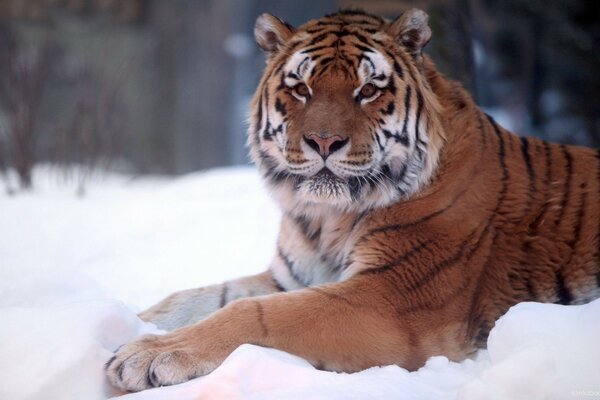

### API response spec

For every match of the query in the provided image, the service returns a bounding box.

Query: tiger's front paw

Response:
[105,330,220,392]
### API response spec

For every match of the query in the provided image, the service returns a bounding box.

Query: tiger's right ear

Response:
[386,9,431,63]
[255,14,296,55]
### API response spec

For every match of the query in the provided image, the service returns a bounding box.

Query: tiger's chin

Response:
[297,169,353,207]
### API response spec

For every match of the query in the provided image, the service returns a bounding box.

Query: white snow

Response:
[0,166,598,400]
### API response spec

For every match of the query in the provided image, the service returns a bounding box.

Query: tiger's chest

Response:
[278,209,362,286]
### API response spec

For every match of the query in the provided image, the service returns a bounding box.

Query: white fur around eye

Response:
[290,84,311,103]
[353,84,382,104]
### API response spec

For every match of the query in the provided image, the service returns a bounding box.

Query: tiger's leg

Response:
[107,275,471,391]
[138,271,284,331]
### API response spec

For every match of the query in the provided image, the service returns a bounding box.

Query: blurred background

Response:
[0,0,598,192]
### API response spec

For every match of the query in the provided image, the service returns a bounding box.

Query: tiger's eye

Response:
[294,83,310,97]
[359,83,377,99]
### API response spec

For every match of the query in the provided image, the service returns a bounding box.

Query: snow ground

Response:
[0,166,598,400]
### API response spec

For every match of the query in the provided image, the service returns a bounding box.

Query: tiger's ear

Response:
[255,14,296,55]
[386,9,431,62]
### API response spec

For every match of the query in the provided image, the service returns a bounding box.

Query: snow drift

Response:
[0,167,598,400]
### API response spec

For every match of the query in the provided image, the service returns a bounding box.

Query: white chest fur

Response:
[272,206,366,289]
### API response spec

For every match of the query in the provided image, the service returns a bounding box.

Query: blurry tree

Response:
[492,0,600,146]
[54,60,128,195]
[0,25,56,189]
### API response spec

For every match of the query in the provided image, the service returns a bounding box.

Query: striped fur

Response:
[106,9,600,392]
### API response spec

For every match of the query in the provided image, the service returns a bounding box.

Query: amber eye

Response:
[359,83,378,99]
[294,83,310,98]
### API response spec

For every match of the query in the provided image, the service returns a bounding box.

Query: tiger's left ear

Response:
[386,9,431,62]
[255,14,296,56]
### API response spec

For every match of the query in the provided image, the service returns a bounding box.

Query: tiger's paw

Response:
[105,331,218,392]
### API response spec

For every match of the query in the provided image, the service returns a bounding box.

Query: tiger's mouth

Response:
[311,168,342,183]
[297,168,353,205]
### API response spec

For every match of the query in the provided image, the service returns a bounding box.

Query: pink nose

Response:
[304,134,348,158]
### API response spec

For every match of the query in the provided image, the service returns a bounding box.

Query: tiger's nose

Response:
[303,134,348,158]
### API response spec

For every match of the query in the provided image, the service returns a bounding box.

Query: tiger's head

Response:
[249,9,445,214]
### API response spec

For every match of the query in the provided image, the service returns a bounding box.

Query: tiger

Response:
[106,9,600,392]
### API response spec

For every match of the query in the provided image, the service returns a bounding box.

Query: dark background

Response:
[1,0,598,190]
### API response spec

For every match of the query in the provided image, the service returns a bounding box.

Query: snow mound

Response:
[0,167,598,399]
[0,300,160,400]
[460,300,600,400]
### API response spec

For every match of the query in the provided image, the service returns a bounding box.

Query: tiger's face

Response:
[249,10,445,214]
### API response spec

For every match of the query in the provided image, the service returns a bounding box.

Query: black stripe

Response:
[374,130,384,151]
[520,137,536,192]
[316,19,341,26]
[476,111,487,148]
[401,86,411,136]
[362,240,432,275]
[261,88,271,142]
[414,89,425,147]
[308,32,331,46]
[271,273,287,292]
[309,287,354,306]
[525,275,536,300]
[361,185,462,240]
[301,45,328,54]
[318,56,334,67]
[554,270,574,305]
[386,75,396,96]
[296,56,309,76]
[292,214,321,242]
[254,301,269,337]
[394,49,418,83]
[516,137,539,302]
[254,91,264,144]
[393,61,404,80]
[360,55,375,72]
[519,136,537,219]
[485,115,509,198]
[554,182,588,304]
[274,97,286,116]
[355,44,373,53]
[305,26,335,34]
[104,355,117,370]
[555,145,573,227]
[382,129,409,146]
[273,61,284,76]
[383,50,405,81]
[278,246,308,286]
[117,359,126,382]
[348,31,371,47]
[220,283,229,308]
